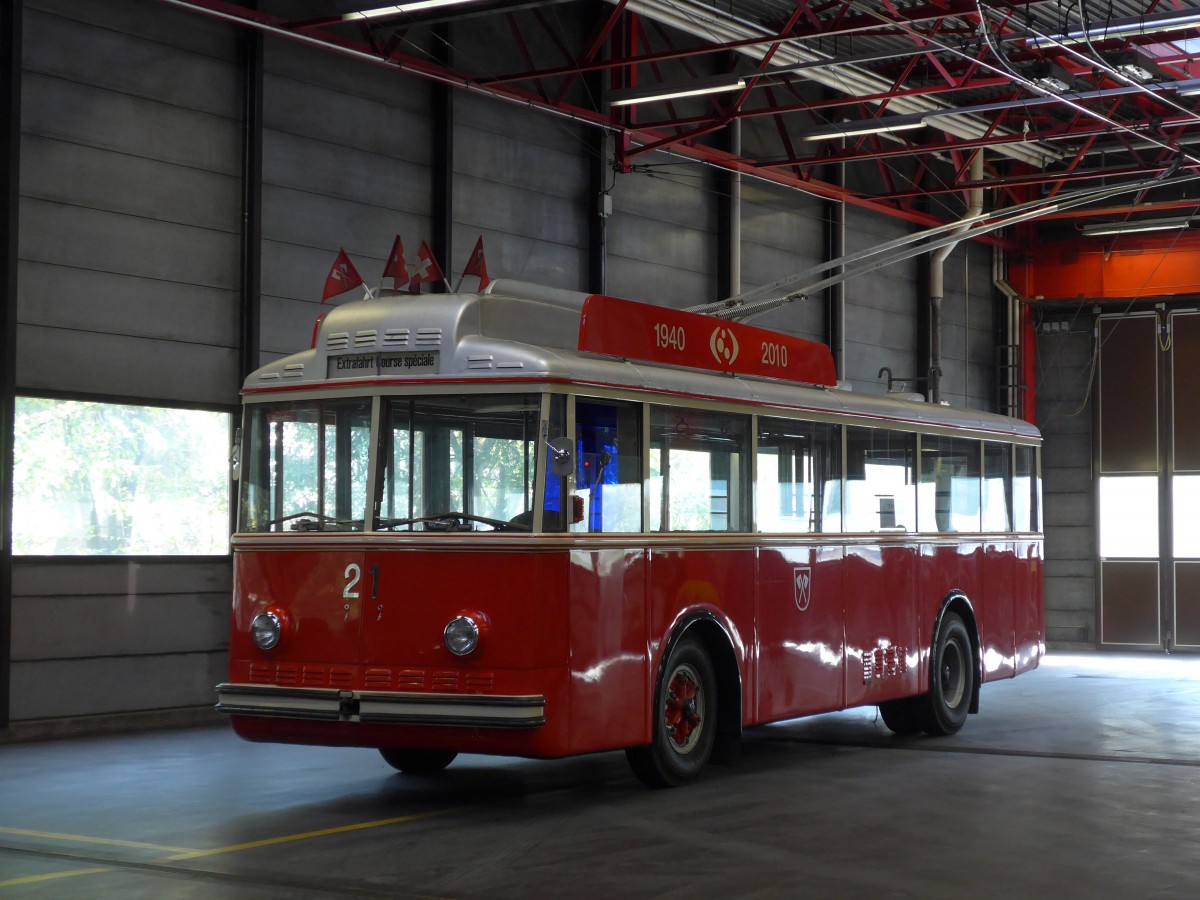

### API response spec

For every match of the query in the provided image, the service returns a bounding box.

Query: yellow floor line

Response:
[161,809,450,861]
[0,827,194,854]
[0,867,112,888]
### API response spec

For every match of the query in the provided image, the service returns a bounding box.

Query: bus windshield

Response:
[376,393,539,532]
[239,398,373,533]
[238,393,541,533]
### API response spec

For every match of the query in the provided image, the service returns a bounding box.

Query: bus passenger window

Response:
[757,418,841,534]
[983,442,1012,532]
[1013,444,1039,532]
[844,427,916,533]
[649,407,749,532]
[918,435,981,533]
[574,399,643,533]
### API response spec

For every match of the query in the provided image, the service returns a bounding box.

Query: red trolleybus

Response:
[217,280,1043,787]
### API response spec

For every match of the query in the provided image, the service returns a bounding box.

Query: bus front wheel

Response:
[379,748,458,775]
[921,612,974,736]
[626,636,717,788]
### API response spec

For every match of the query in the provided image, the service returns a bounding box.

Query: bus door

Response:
[755,418,846,719]
[841,426,921,707]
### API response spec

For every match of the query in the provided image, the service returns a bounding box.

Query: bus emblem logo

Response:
[794,566,811,612]
[709,326,739,366]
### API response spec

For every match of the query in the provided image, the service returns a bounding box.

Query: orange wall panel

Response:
[1012,234,1200,301]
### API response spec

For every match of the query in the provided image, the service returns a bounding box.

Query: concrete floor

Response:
[2,653,1199,899]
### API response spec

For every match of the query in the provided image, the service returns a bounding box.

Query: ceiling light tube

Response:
[608,75,747,108]
[1082,217,1193,236]
[1176,79,1200,97]
[1027,10,1200,47]
[343,0,484,20]
[801,118,926,141]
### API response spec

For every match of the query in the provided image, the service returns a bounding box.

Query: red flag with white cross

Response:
[321,248,364,303]
[382,235,409,290]
[459,236,490,291]
[409,241,445,293]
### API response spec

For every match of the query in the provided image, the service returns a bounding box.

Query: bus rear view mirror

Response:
[547,437,574,478]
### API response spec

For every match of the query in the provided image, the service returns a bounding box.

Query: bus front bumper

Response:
[215,684,547,728]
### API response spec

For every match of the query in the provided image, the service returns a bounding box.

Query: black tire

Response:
[379,748,458,775]
[921,612,974,736]
[626,636,717,788]
[879,696,924,736]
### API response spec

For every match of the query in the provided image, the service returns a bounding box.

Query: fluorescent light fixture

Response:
[1028,9,1200,47]
[1082,216,1193,236]
[801,118,926,141]
[343,0,483,20]
[1176,79,1200,97]
[608,75,747,108]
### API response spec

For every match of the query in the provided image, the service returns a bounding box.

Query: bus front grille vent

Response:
[249,663,273,684]
[364,668,393,689]
[464,672,495,693]
[282,363,304,379]
[415,328,442,347]
[382,328,410,348]
[353,329,378,349]
[395,669,426,689]
[468,356,494,370]
[432,670,460,691]
[274,664,299,686]
[326,332,350,351]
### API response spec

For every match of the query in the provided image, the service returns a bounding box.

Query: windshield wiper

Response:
[376,511,530,533]
[260,512,363,531]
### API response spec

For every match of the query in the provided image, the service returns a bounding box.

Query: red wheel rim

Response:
[664,662,704,754]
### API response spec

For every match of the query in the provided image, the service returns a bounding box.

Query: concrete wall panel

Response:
[17,325,240,404]
[10,654,227,720]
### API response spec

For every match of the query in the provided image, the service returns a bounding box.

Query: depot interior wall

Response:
[258,39,434,364]
[9,0,241,729]
[452,90,590,292]
[5,0,1020,732]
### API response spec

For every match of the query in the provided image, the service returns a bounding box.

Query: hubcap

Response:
[941,640,966,708]
[664,663,704,754]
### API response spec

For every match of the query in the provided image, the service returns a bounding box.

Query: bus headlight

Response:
[250,612,282,650]
[444,616,481,656]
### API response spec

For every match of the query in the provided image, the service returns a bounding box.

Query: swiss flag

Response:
[460,236,490,291]
[409,241,444,292]
[321,248,364,303]
[382,235,408,289]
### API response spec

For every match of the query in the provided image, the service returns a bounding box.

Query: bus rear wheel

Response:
[626,636,717,788]
[920,611,973,736]
[379,748,458,775]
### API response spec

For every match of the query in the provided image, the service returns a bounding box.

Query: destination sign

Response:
[327,351,440,379]
[577,295,837,386]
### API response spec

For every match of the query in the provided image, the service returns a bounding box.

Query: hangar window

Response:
[12,397,233,555]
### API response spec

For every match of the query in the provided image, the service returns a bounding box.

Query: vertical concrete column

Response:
[0,0,22,729]
[239,29,263,382]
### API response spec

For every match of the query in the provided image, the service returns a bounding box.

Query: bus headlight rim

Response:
[444,615,481,657]
[250,611,283,650]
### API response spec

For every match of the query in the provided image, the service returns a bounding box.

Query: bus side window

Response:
[757,418,841,534]
[649,406,749,532]
[918,435,981,533]
[1013,444,1038,532]
[574,399,643,533]
[845,426,916,533]
[983,441,1012,533]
